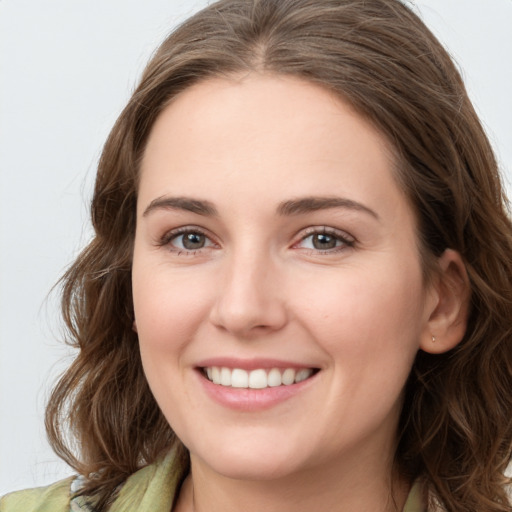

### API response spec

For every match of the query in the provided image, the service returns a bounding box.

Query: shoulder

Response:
[0,477,74,512]
[0,449,186,512]
[107,448,186,511]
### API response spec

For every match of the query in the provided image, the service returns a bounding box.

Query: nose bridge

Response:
[209,240,287,336]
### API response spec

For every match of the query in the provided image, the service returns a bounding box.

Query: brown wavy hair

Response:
[45,0,512,510]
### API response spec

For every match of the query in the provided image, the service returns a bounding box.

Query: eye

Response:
[162,228,216,252]
[296,228,354,252]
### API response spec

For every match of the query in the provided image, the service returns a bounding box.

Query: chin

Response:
[189,440,309,481]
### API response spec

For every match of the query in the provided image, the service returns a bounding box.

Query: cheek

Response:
[292,262,425,371]
[132,266,214,427]
[132,264,215,361]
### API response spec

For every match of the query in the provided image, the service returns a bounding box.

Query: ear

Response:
[132,319,138,333]
[420,249,470,354]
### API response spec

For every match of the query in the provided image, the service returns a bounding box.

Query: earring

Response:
[431,334,436,343]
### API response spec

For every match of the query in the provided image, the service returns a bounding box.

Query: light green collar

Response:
[108,449,186,512]
[402,480,427,512]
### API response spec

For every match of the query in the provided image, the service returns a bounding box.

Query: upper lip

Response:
[196,357,319,371]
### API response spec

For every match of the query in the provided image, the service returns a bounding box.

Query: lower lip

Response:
[196,370,318,411]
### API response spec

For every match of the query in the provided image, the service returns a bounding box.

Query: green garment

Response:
[0,451,425,511]
[0,450,184,512]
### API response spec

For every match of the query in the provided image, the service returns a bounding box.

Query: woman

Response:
[2,0,511,510]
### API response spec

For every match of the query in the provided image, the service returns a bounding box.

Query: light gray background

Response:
[1,0,511,494]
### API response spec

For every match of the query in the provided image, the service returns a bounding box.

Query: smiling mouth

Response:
[201,366,319,389]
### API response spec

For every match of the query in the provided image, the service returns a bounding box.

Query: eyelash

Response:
[159,226,216,256]
[158,226,355,256]
[295,227,355,254]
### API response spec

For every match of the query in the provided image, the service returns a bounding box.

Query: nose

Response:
[209,250,288,338]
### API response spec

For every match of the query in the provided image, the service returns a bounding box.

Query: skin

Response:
[132,74,468,512]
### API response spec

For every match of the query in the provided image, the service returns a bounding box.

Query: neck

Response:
[174,450,409,512]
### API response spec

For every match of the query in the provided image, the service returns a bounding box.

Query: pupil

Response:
[183,232,205,249]
[313,233,336,250]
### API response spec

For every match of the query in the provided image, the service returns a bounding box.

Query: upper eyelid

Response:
[295,226,356,243]
[160,225,217,245]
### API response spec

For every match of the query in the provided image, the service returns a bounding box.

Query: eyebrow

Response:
[142,195,378,219]
[277,196,379,219]
[143,196,218,217]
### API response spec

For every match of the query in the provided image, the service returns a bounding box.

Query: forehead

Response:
[138,74,406,218]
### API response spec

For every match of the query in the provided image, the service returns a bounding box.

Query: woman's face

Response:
[132,75,437,481]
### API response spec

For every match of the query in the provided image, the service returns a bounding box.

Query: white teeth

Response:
[248,369,267,389]
[231,368,249,388]
[220,367,231,386]
[267,368,282,387]
[211,366,221,384]
[282,368,296,385]
[295,368,313,383]
[203,366,315,389]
